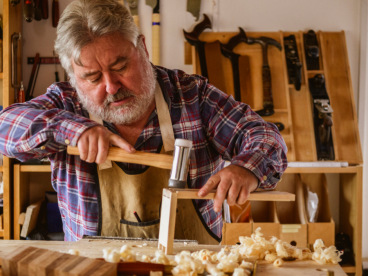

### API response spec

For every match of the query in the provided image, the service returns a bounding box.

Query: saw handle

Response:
[67,146,173,170]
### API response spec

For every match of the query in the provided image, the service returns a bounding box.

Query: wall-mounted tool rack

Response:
[186,30,363,275]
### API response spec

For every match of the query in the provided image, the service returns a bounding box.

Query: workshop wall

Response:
[21,0,366,257]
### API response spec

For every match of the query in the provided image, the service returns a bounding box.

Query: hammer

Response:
[183,14,212,79]
[246,36,282,117]
[67,138,193,188]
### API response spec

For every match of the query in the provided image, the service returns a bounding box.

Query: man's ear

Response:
[138,35,149,58]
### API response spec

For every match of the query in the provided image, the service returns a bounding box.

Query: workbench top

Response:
[0,239,347,275]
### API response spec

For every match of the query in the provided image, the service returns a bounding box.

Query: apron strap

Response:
[154,82,175,152]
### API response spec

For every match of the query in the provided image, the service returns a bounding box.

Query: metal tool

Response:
[183,14,212,79]
[246,35,282,117]
[284,34,302,91]
[220,27,248,102]
[168,139,193,188]
[308,74,334,160]
[304,30,320,70]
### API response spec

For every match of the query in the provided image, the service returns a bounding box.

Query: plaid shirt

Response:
[0,66,287,241]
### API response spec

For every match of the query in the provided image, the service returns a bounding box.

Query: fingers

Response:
[77,126,134,164]
[198,174,221,197]
[110,134,136,153]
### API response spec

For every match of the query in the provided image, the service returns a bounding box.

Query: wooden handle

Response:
[52,0,59,27]
[67,146,173,170]
[166,188,295,201]
[152,13,160,65]
[41,0,48,19]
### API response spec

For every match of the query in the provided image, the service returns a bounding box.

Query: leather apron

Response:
[94,83,219,244]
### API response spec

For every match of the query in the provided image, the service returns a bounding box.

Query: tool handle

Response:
[52,0,59,27]
[67,146,173,170]
[41,0,48,19]
[262,65,274,113]
[23,0,34,22]
[183,14,212,41]
[151,13,160,65]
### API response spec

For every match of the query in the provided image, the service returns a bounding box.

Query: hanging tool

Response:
[23,0,34,22]
[52,0,59,28]
[25,53,40,101]
[33,0,42,21]
[11,33,22,102]
[219,27,248,102]
[41,0,48,19]
[308,74,335,160]
[221,30,285,131]
[125,0,139,28]
[304,30,320,70]
[146,0,160,65]
[53,51,59,82]
[284,34,302,91]
[18,81,25,103]
[183,14,212,78]
[186,0,202,21]
[245,35,282,117]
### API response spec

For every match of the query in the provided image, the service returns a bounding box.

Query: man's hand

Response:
[77,125,135,164]
[198,165,258,213]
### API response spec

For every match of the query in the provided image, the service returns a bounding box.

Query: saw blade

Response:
[187,0,201,20]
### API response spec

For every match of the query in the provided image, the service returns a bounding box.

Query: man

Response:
[0,0,287,242]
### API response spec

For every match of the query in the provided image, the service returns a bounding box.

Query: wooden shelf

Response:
[19,164,51,172]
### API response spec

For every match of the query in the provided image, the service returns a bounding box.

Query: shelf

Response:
[285,165,362,174]
[19,164,51,172]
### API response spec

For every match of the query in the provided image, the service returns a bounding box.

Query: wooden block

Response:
[89,261,117,276]
[29,251,73,276]
[64,258,100,276]
[20,200,43,238]
[158,188,178,255]
[17,248,49,276]
[18,212,26,225]
[1,246,42,275]
[54,255,87,276]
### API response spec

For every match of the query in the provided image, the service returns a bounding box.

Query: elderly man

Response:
[0,0,287,242]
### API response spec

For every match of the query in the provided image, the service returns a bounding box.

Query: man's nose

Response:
[105,73,120,95]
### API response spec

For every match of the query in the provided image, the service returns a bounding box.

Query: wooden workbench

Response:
[0,239,347,275]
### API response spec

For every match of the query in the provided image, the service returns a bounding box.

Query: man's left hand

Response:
[198,165,258,213]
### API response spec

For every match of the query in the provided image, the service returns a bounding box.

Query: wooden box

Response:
[275,174,308,248]
[300,173,335,248]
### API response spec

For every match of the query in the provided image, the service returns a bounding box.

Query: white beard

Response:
[76,54,156,125]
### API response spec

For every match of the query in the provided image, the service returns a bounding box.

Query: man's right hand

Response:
[76,125,135,164]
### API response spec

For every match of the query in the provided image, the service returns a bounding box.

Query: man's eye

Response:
[114,65,127,72]
[89,76,101,84]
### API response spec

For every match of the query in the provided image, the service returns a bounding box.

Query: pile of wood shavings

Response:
[101,227,343,276]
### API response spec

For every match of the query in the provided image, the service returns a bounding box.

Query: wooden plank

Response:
[169,188,295,201]
[20,200,43,238]
[17,248,48,276]
[67,146,173,170]
[319,31,362,164]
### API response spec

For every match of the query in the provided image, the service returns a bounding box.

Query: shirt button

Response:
[262,175,267,181]
[40,146,46,150]
[65,139,70,145]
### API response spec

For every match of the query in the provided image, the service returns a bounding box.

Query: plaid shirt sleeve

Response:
[0,82,99,161]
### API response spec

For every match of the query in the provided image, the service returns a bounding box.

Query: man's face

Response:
[71,33,156,125]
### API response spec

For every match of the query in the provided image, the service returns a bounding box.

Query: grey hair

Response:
[54,0,140,82]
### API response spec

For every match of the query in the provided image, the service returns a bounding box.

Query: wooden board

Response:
[0,241,347,275]
[257,260,346,275]
[0,246,117,276]
[170,188,295,201]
